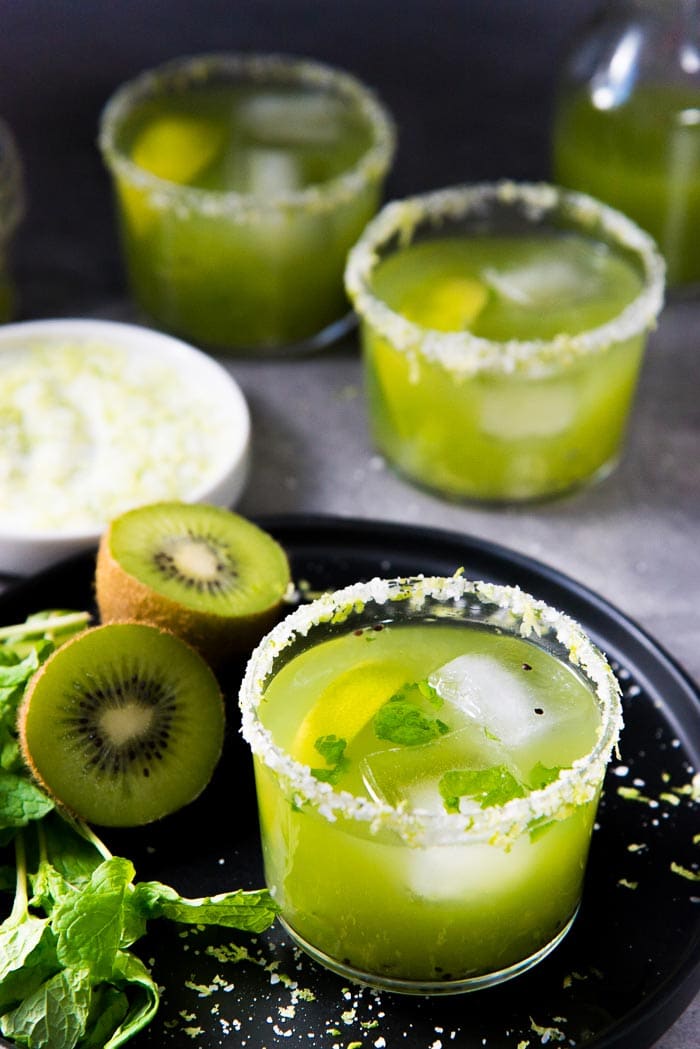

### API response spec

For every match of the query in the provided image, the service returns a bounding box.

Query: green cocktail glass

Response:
[239,574,622,994]
[99,53,395,353]
[345,182,665,502]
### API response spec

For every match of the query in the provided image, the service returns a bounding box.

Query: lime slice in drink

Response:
[290,661,407,767]
[131,116,224,184]
[400,277,488,332]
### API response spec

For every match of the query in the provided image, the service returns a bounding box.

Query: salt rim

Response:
[343,180,666,380]
[239,574,623,848]
[98,52,396,220]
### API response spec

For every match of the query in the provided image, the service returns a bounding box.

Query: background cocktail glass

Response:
[239,574,623,994]
[0,117,24,322]
[99,52,395,353]
[345,181,665,503]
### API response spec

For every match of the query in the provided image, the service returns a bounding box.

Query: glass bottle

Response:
[552,0,700,288]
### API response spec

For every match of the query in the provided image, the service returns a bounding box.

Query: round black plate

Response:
[0,515,698,1049]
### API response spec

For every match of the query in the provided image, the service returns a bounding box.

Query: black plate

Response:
[1,515,698,1049]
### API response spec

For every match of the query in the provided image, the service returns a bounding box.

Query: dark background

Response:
[0,0,602,320]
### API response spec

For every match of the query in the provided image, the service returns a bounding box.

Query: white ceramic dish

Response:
[0,318,250,574]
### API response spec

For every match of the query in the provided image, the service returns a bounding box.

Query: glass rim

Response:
[98,51,396,219]
[239,574,623,847]
[344,180,666,379]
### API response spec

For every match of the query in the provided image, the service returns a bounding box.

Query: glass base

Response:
[380,450,621,507]
[280,906,579,996]
[187,309,356,358]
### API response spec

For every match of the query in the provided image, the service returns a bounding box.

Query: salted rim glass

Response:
[344,180,666,380]
[239,574,623,849]
[98,51,396,222]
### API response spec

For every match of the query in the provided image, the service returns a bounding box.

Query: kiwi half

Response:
[95,503,291,665]
[19,622,225,827]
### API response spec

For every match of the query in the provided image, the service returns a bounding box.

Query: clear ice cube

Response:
[482,250,600,309]
[239,91,344,146]
[361,727,513,816]
[428,653,595,776]
[478,382,577,439]
[243,147,301,195]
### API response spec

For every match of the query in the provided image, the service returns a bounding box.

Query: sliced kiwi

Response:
[19,622,225,827]
[95,503,291,665]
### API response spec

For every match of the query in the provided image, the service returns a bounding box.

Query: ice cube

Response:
[482,253,599,309]
[243,147,301,196]
[399,836,534,901]
[361,727,512,816]
[478,382,577,439]
[428,654,598,777]
[239,91,345,146]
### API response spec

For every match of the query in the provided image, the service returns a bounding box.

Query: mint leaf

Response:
[439,766,527,812]
[105,952,159,1049]
[81,985,129,1049]
[374,701,449,746]
[0,967,92,1049]
[135,882,278,933]
[528,762,562,790]
[0,770,54,830]
[311,735,349,784]
[0,916,58,1012]
[314,735,347,767]
[53,858,136,982]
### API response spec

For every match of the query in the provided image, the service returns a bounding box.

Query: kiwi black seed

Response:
[95,502,291,665]
[18,622,225,827]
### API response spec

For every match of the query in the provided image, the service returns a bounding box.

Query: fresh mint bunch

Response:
[0,611,278,1049]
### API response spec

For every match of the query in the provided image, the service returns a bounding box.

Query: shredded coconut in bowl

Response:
[0,319,250,555]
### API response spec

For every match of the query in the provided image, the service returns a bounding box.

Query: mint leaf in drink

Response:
[439,766,527,813]
[314,734,347,767]
[0,916,58,1012]
[135,883,279,932]
[374,700,449,746]
[311,734,349,784]
[528,762,562,790]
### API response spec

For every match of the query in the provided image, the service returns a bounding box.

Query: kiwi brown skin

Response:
[18,621,225,827]
[95,516,289,667]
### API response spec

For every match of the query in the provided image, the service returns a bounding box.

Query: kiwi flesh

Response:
[19,622,225,827]
[95,502,291,665]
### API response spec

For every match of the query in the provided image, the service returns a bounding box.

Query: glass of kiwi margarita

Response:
[344,181,665,502]
[239,574,622,994]
[99,53,395,353]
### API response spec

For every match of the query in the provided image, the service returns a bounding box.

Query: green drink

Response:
[554,85,700,287]
[240,575,622,993]
[99,54,395,352]
[345,182,665,502]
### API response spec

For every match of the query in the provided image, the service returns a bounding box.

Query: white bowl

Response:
[0,318,251,574]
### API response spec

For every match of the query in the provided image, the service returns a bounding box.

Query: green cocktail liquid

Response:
[363,232,644,501]
[109,78,385,349]
[554,85,700,286]
[257,620,602,986]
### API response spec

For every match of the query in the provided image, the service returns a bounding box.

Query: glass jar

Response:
[552,0,700,288]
